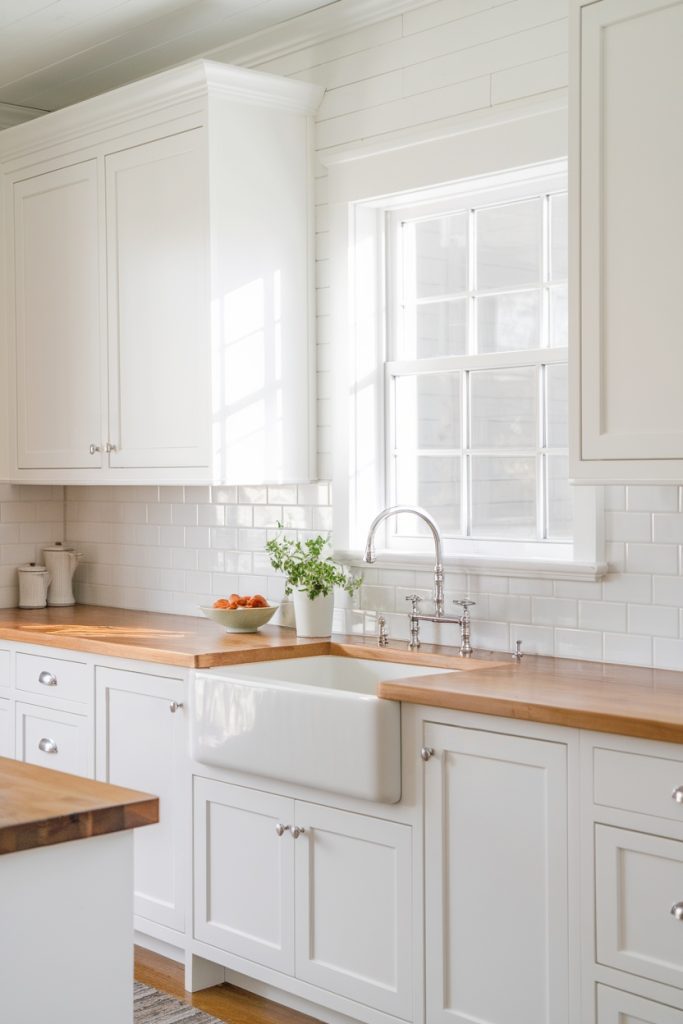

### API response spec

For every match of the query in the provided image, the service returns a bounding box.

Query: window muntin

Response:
[387,182,569,549]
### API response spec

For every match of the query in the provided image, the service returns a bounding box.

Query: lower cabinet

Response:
[597,985,683,1023]
[15,700,90,776]
[193,777,414,1020]
[96,666,186,936]
[423,722,569,1024]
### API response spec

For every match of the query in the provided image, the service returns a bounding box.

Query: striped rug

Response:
[134,981,223,1023]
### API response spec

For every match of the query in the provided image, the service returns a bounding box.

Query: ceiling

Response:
[0,0,339,112]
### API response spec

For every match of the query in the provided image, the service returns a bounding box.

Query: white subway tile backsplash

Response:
[653,513,683,543]
[603,633,652,668]
[628,603,679,639]
[654,638,683,671]
[626,486,678,512]
[605,511,651,543]
[532,597,577,628]
[626,542,678,575]
[578,600,626,634]
[554,628,602,662]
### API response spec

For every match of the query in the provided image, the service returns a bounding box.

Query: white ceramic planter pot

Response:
[292,590,334,638]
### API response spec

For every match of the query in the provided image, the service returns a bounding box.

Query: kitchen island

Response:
[0,756,158,1024]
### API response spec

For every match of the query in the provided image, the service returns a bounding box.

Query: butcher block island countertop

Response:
[2,605,683,743]
[0,757,159,854]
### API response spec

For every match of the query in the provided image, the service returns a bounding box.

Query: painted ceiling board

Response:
[0,0,339,110]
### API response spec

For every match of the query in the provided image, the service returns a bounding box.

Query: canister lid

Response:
[18,562,48,573]
[43,542,73,552]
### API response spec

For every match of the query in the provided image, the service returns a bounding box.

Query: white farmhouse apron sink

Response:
[190,656,452,803]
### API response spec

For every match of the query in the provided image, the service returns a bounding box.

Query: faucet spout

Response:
[363,505,444,616]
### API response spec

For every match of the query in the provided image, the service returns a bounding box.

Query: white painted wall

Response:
[8,0,683,671]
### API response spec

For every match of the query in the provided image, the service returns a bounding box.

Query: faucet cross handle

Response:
[453,599,476,615]
[405,594,422,614]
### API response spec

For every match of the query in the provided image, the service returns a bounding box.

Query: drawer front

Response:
[16,702,90,777]
[16,651,90,705]
[594,746,683,823]
[596,825,683,990]
[597,984,683,1023]
[0,650,9,692]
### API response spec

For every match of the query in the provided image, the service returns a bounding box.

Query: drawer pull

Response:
[672,786,683,804]
[38,670,57,687]
[38,737,58,754]
[671,902,683,921]
[275,824,290,837]
[169,701,184,714]
[291,825,306,839]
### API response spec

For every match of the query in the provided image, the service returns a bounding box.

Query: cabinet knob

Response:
[420,746,434,762]
[275,823,290,837]
[291,826,306,839]
[169,701,184,713]
[672,786,683,804]
[89,443,102,455]
[38,670,57,687]
[38,737,58,754]
[670,902,683,921]
[105,442,117,453]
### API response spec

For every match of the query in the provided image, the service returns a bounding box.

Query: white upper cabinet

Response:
[0,61,322,485]
[571,0,683,483]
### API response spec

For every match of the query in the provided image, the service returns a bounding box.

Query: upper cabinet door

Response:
[12,161,104,469]
[573,0,683,482]
[105,129,210,471]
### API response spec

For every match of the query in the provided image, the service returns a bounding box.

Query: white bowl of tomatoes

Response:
[200,594,278,633]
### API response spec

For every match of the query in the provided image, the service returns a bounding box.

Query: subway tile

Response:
[211,486,238,504]
[225,505,254,527]
[532,597,577,627]
[603,633,652,668]
[627,486,678,512]
[237,528,268,552]
[509,578,554,596]
[268,485,298,505]
[197,504,225,527]
[628,604,679,639]
[653,575,683,605]
[172,503,198,526]
[653,513,683,543]
[553,579,602,599]
[554,628,602,661]
[654,638,683,671]
[487,594,532,623]
[238,486,267,505]
[210,527,238,550]
[184,486,211,503]
[578,600,626,633]
[508,623,554,657]
[601,573,652,603]
[606,511,651,543]
[626,543,678,575]
[603,485,626,511]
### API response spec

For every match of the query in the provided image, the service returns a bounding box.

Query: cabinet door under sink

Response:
[193,778,295,975]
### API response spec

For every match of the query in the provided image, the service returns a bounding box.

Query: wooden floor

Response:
[134,947,321,1024]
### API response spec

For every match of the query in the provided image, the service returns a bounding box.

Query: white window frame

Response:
[326,102,605,581]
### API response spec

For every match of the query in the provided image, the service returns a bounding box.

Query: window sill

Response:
[334,549,608,583]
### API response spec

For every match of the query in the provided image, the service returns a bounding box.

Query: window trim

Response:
[328,103,606,581]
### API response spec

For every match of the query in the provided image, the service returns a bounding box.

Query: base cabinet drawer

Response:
[593,745,683,824]
[16,702,91,777]
[596,825,683,990]
[597,985,683,1023]
[16,651,90,705]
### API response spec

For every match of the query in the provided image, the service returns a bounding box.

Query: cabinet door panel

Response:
[424,723,568,1024]
[96,667,185,933]
[578,0,683,467]
[596,825,683,991]
[597,984,683,1023]
[0,698,13,758]
[193,778,294,974]
[106,129,209,470]
[294,801,413,1019]
[12,161,103,469]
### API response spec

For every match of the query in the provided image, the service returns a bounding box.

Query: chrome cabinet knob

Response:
[420,746,434,762]
[291,826,306,839]
[89,443,102,455]
[670,902,683,921]
[169,701,184,713]
[38,670,57,687]
[105,442,117,453]
[672,786,683,804]
[38,737,58,754]
[275,823,290,837]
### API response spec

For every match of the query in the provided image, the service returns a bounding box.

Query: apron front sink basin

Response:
[190,656,451,803]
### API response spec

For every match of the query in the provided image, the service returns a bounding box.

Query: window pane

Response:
[477,290,541,353]
[550,194,568,281]
[546,363,568,448]
[547,454,573,539]
[549,284,568,348]
[403,298,468,358]
[395,373,460,450]
[470,455,537,538]
[470,367,538,449]
[476,199,542,290]
[412,213,468,299]
[395,455,461,535]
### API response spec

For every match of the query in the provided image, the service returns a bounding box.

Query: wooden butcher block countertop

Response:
[1,606,683,743]
[0,757,159,855]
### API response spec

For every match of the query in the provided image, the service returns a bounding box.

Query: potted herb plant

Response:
[265,529,362,638]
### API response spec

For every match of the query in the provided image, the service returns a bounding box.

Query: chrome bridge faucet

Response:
[363,505,475,657]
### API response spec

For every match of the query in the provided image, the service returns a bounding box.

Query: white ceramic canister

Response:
[43,542,80,606]
[17,563,51,609]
